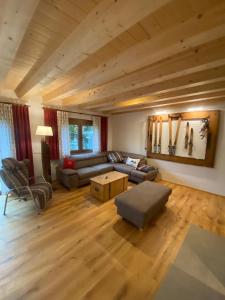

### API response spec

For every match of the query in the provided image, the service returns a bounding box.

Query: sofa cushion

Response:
[130,169,147,179]
[120,152,146,161]
[92,163,114,174]
[61,153,108,169]
[76,167,99,179]
[113,163,134,175]
[131,169,158,180]
[76,156,107,169]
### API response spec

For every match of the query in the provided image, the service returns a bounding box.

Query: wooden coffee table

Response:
[90,171,128,202]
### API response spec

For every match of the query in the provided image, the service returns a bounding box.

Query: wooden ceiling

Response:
[0,0,225,114]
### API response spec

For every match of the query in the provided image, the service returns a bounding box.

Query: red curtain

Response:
[12,104,34,177]
[101,117,108,152]
[44,108,59,160]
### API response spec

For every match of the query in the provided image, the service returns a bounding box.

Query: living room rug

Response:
[154,224,225,300]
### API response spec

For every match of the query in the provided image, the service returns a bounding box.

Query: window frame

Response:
[69,118,93,154]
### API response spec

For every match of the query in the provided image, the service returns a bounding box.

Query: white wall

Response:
[28,96,44,177]
[108,117,113,150]
[110,102,225,196]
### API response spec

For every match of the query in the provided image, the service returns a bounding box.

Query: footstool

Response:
[115,181,172,229]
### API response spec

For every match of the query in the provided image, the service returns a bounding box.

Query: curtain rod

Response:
[42,106,106,118]
[0,101,30,107]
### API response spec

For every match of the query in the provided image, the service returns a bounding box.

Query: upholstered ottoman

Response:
[115,181,172,229]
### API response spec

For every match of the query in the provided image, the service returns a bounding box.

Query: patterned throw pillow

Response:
[137,158,146,167]
[125,157,140,168]
[107,151,123,163]
[137,164,157,173]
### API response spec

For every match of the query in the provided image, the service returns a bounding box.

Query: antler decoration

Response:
[199,118,209,140]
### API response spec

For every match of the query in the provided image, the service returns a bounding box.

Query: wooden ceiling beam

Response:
[81,81,225,111]
[15,0,172,97]
[47,3,225,105]
[93,86,225,111]
[62,28,225,107]
[100,90,225,112]
[108,96,225,114]
[76,38,225,109]
[0,0,39,80]
[65,61,225,111]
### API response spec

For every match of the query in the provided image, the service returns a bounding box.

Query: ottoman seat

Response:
[115,181,172,229]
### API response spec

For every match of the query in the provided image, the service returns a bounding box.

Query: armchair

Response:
[0,158,52,215]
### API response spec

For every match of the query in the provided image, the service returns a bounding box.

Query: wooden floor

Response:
[0,181,225,300]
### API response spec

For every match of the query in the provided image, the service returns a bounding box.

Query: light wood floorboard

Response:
[0,181,225,300]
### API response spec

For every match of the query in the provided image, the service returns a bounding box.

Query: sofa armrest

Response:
[145,169,158,181]
[56,166,79,189]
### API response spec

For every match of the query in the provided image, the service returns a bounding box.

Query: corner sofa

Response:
[56,152,158,189]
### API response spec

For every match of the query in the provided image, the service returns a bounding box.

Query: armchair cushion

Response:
[0,169,23,193]
[1,157,53,212]
[1,157,18,170]
[16,167,29,186]
[2,158,29,186]
[29,183,52,209]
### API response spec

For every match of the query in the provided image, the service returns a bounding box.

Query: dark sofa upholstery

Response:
[115,181,172,229]
[56,152,158,189]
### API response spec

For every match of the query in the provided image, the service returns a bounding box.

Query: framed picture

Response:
[146,110,219,167]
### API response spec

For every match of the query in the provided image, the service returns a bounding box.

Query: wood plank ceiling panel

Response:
[81,81,225,111]
[0,0,39,81]
[15,0,172,97]
[44,0,196,102]
[75,37,225,110]
[1,0,224,113]
[4,0,98,90]
[42,28,148,97]
[44,0,225,108]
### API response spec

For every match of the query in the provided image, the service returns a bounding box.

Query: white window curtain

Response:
[92,116,101,152]
[0,103,16,193]
[57,110,70,158]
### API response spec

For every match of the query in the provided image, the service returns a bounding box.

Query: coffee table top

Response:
[90,171,128,185]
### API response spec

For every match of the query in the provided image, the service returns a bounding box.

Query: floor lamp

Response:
[36,126,53,183]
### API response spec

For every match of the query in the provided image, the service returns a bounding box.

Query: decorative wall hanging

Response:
[147,110,219,167]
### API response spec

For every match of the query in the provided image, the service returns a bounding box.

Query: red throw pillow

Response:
[63,157,75,169]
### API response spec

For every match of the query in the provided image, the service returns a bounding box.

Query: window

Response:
[69,124,79,151]
[0,119,15,194]
[69,118,93,153]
